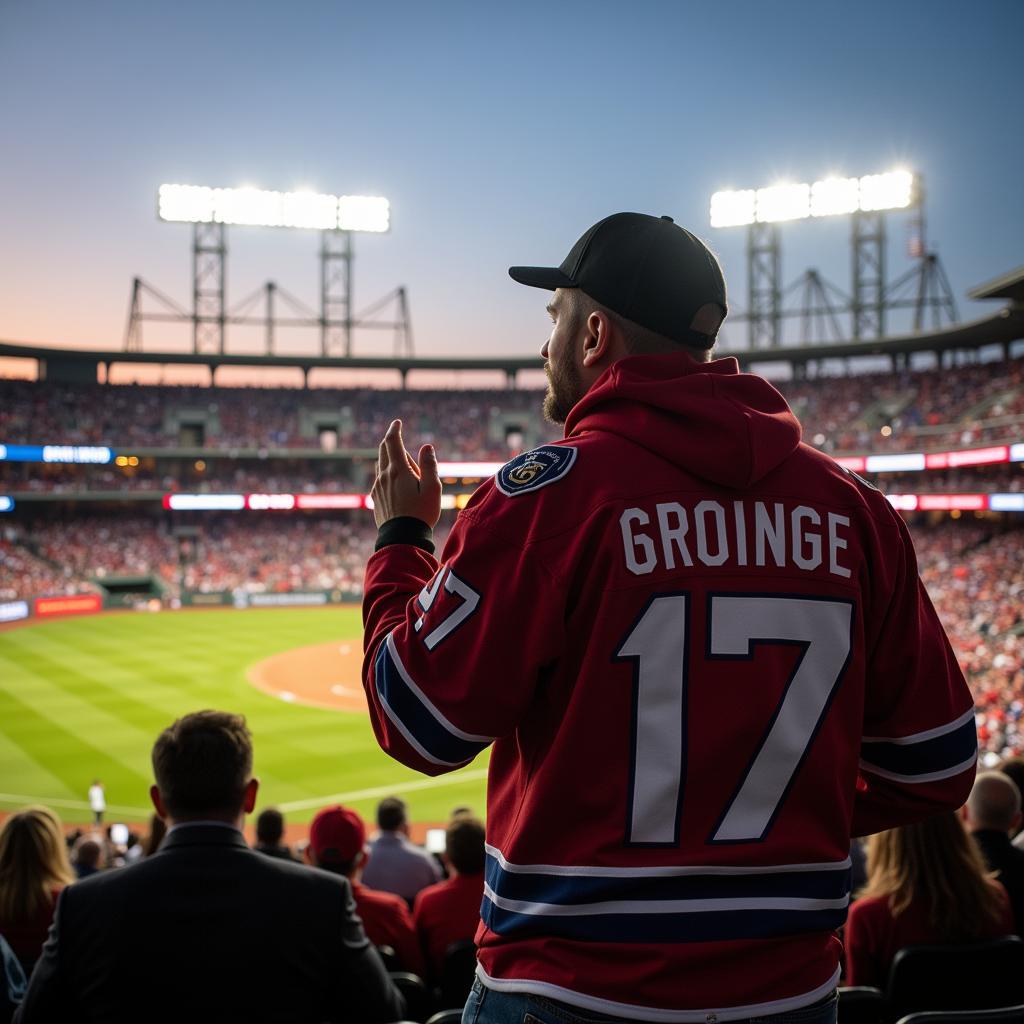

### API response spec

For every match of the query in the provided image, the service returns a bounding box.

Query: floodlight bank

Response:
[157,184,390,232]
[710,170,914,227]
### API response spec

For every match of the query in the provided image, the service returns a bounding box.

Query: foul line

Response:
[276,767,489,812]
[0,792,152,816]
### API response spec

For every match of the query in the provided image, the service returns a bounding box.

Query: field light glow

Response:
[810,177,860,217]
[755,183,810,223]
[710,170,915,227]
[158,184,389,232]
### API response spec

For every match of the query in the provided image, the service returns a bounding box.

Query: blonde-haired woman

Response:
[844,811,1014,986]
[0,806,75,973]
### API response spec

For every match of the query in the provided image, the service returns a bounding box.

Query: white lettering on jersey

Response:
[828,513,852,579]
[621,499,853,579]
[655,502,693,570]
[694,500,728,567]
[791,506,822,571]
[620,508,656,575]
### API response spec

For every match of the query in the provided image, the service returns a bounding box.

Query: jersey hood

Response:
[564,351,802,490]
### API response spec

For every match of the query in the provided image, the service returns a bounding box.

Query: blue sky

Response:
[0,0,1021,369]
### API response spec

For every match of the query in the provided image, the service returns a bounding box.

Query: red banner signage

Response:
[34,594,103,618]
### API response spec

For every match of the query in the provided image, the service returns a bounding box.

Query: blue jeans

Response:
[462,978,838,1024]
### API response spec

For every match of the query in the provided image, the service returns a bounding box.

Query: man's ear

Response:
[150,784,168,820]
[243,777,259,815]
[581,310,613,369]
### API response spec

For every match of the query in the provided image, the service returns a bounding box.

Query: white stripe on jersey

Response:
[483,883,850,917]
[475,964,842,1024]
[484,843,852,878]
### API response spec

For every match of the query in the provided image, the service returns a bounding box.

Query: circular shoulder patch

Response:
[495,445,578,497]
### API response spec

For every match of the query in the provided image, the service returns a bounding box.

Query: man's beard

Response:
[543,358,585,426]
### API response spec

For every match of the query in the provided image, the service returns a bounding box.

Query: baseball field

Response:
[0,607,489,829]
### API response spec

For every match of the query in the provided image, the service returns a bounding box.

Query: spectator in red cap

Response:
[307,806,425,978]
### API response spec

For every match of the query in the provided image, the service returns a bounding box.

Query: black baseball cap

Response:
[509,212,727,347]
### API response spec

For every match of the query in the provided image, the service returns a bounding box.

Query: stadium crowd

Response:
[4,746,1024,1021]
[914,525,1024,763]
[2,353,1022,457]
[2,515,457,599]
[0,380,548,459]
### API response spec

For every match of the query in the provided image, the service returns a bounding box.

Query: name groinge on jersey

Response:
[496,445,578,497]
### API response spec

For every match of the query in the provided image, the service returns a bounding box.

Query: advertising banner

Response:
[0,600,30,623]
[180,591,232,607]
[34,594,103,618]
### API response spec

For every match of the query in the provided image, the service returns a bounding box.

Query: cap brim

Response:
[508,266,576,290]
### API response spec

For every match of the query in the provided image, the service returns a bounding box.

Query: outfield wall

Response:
[0,588,359,628]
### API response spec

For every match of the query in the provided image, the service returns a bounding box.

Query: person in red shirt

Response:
[362,213,976,1023]
[844,811,1014,987]
[414,814,485,981]
[0,806,74,975]
[306,805,425,978]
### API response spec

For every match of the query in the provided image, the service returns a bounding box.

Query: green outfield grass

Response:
[0,608,488,826]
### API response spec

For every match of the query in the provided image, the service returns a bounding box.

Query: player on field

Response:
[361,213,977,1024]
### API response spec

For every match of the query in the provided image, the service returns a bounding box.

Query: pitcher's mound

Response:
[248,641,368,712]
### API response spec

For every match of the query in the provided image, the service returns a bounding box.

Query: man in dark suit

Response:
[15,711,405,1023]
[964,770,1024,932]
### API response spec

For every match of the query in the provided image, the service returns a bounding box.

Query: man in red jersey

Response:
[361,213,977,1024]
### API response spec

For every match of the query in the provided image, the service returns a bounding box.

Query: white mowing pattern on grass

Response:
[276,767,490,812]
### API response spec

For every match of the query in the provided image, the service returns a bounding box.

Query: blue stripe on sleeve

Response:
[860,715,977,778]
[374,637,491,767]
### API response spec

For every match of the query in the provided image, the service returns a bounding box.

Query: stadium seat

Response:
[426,1011,466,1024]
[893,1008,1024,1024]
[838,985,886,1024]
[885,936,1024,1020]
[390,971,433,1023]
[438,939,477,1011]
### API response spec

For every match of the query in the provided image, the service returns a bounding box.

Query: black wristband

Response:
[374,516,435,554]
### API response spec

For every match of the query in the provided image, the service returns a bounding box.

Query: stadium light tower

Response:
[710,170,917,347]
[156,185,391,356]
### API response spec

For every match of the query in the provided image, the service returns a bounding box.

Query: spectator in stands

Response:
[253,807,295,861]
[306,805,425,978]
[363,797,440,904]
[14,711,404,1023]
[71,838,102,879]
[999,757,1024,846]
[413,815,486,981]
[844,812,1014,986]
[963,771,1024,929]
[0,807,74,976]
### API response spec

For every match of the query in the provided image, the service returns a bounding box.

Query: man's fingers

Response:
[419,444,441,490]
[383,419,407,464]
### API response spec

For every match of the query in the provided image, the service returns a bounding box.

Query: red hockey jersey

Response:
[362,351,976,1022]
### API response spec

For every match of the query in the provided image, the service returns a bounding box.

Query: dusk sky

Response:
[1,0,1021,379]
